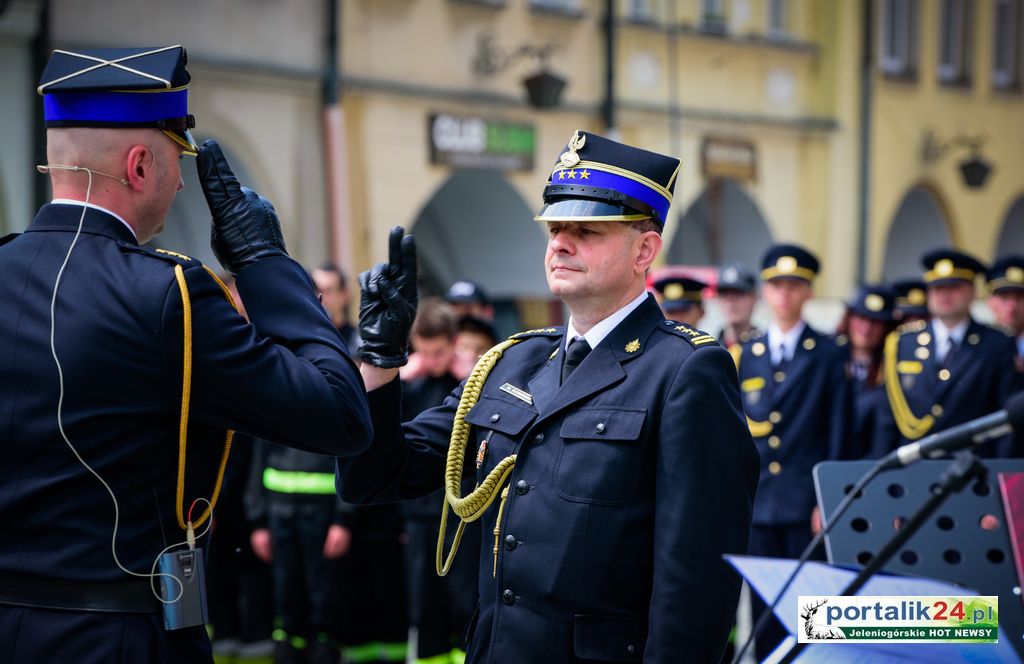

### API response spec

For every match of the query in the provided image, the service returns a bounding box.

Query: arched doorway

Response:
[666,178,773,271]
[882,186,952,281]
[994,196,1024,257]
[159,141,258,269]
[411,170,550,332]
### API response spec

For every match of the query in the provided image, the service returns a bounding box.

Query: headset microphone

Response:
[37,163,129,186]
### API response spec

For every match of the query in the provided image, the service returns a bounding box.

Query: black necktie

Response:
[561,338,592,385]
[942,338,959,368]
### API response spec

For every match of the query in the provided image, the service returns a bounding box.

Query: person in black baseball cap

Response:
[715,262,760,348]
[444,280,494,322]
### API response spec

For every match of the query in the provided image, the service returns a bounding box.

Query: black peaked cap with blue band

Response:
[921,249,986,287]
[987,255,1024,294]
[654,276,707,311]
[760,243,820,283]
[847,284,895,322]
[38,46,198,155]
[535,130,680,227]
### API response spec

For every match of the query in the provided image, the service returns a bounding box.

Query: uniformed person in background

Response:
[834,285,899,459]
[986,255,1024,360]
[337,131,759,663]
[883,249,1018,457]
[445,280,495,322]
[0,47,372,663]
[312,262,361,352]
[890,279,930,324]
[652,274,706,327]
[714,262,760,348]
[734,243,854,659]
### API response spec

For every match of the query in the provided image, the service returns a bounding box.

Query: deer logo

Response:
[801,599,846,640]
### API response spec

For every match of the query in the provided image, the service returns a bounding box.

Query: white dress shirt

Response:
[566,290,650,350]
[767,320,806,366]
[932,318,969,363]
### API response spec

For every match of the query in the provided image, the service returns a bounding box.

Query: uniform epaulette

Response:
[658,320,720,348]
[0,233,20,247]
[508,326,564,340]
[117,242,197,266]
[898,319,928,335]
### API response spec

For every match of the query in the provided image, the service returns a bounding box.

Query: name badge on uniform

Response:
[499,383,533,405]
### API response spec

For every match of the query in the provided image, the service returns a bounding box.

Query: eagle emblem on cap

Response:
[559,130,586,168]
[1008,267,1024,283]
[935,259,954,277]
[908,288,926,305]
[865,294,884,312]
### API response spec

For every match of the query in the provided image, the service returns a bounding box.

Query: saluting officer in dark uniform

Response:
[337,131,759,663]
[652,275,706,327]
[836,285,900,459]
[883,250,1018,457]
[0,47,372,663]
[734,244,854,659]
[714,262,761,349]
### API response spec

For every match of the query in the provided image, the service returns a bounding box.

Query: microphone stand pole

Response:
[778,451,988,664]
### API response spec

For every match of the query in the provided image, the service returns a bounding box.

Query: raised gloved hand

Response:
[357,227,418,368]
[198,139,287,276]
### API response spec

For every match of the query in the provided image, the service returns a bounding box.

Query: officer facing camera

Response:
[0,46,372,663]
[339,131,759,663]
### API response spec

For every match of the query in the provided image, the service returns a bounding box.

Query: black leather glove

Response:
[198,139,288,276]
[357,227,418,368]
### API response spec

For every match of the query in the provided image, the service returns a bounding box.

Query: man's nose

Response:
[177,176,185,192]
[549,231,574,253]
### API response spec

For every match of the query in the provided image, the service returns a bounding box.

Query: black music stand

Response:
[813,459,1024,660]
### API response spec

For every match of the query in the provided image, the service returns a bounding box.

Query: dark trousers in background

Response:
[268,504,346,645]
[747,523,825,661]
[208,510,274,645]
[345,504,408,664]
[405,517,480,662]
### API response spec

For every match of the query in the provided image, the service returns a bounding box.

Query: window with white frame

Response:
[880,0,918,77]
[768,0,788,38]
[993,0,1021,89]
[937,0,973,84]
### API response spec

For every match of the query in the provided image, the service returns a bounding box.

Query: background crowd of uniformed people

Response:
[207,242,1024,664]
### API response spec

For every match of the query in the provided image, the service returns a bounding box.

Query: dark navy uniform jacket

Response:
[886,319,1017,457]
[736,325,854,526]
[0,204,371,658]
[336,296,759,664]
[851,376,900,460]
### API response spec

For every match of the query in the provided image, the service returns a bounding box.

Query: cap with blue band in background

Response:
[760,244,820,284]
[38,46,198,155]
[921,249,985,287]
[534,130,680,228]
[653,276,707,312]
[847,284,896,322]
[987,255,1024,294]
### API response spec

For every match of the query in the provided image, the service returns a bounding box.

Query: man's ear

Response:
[634,231,662,275]
[125,145,154,191]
